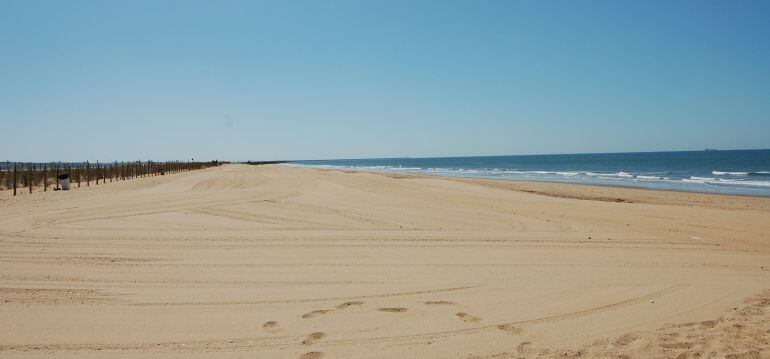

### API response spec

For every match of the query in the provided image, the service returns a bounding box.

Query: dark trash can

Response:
[57,173,71,190]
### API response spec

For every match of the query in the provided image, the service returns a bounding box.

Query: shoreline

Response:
[300,165,770,208]
[286,163,770,198]
[285,149,770,197]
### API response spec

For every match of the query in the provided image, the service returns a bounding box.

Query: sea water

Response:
[289,149,770,196]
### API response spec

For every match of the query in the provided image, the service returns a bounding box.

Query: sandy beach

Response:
[1,164,768,358]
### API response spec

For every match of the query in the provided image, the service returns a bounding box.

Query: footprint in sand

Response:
[700,320,719,328]
[299,352,324,359]
[659,341,693,349]
[302,332,326,346]
[497,324,524,334]
[302,310,332,319]
[262,321,280,332]
[378,307,407,313]
[335,301,364,309]
[517,341,533,354]
[456,312,481,323]
[424,300,455,305]
[614,333,639,346]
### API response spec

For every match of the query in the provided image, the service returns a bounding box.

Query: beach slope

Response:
[1,164,769,358]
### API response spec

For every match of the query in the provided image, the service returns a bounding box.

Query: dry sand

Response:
[1,164,769,358]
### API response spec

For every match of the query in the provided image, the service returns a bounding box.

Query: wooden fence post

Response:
[13,162,17,196]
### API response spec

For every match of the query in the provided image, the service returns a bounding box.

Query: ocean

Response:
[289,149,770,196]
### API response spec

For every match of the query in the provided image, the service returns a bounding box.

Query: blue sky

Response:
[1,0,769,161]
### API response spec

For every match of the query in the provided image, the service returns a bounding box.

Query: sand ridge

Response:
[0,164,769,358]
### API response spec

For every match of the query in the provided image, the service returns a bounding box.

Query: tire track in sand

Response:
[0,285,684,353]
[130,285,478,307]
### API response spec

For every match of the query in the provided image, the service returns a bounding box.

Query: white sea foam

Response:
[682,176,770,187]
[636,175,663,180]
[712,171,749,176]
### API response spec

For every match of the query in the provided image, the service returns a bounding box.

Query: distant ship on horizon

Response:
[704,148,718,151]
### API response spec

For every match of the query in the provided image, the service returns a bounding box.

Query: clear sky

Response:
[1,0,769,162]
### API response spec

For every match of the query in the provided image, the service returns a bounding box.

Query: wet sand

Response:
[1,164,769,358]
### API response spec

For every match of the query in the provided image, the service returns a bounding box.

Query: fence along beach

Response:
[0,160,221,196]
